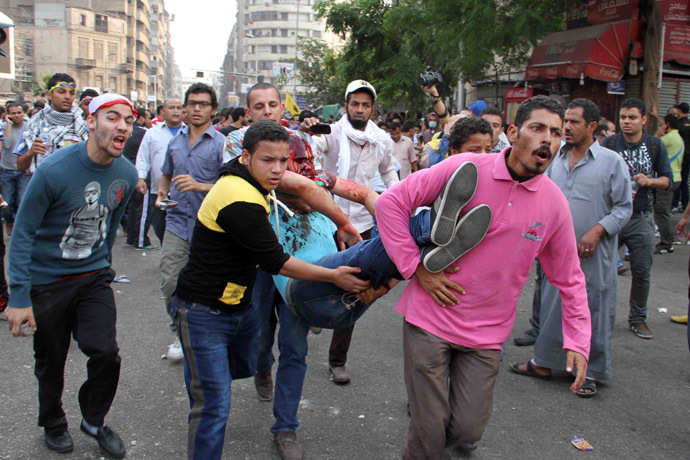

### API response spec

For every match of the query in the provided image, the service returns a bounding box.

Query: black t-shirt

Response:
[220,125,239,137]
[602,132,673,213]
[122,124,147,164]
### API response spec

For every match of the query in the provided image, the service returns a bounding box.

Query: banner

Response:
[285,92,301,116]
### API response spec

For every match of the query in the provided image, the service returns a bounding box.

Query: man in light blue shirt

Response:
[134,98,184,247]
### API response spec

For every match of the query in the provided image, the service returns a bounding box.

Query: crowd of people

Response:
[0,70,689,460]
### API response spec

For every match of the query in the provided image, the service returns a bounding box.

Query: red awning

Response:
[525,20,642,82]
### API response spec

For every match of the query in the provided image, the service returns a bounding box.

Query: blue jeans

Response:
[172,296,260,460]
[286,211,431,329]
[253,269,310,434]
[0,169,31,223]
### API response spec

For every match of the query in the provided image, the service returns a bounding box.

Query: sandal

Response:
[509,361,552,381]
[576,380,597,398]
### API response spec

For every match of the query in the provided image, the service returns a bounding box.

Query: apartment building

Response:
[220,0,343,108]
[0,0,175,105]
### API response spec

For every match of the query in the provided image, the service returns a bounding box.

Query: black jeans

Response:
[0,224,8,312]
[125,189,152,247]
[329,228,371,368]
[32,268,121,435]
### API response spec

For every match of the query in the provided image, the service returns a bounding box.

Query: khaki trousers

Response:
[402,320,501,460]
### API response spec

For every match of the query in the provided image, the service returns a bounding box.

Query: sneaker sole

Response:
[430,162,478,247]
[422,204,492,273]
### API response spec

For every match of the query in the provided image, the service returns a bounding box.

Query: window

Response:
[280,45,287,54]
[108,43,118,62]
[95,14,108,33]
[280,28,288,37]
[313,30,321,38]
[95,75,104,90]
[110,76,117,92]
[271,45,277,54]
[80,14,87,26]
[94,41,103,61]
[78,38,89,58]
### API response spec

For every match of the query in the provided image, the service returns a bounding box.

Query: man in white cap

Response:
[5,93,138,459]
[312,79,398,384]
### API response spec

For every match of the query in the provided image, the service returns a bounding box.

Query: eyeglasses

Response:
[185,101,213,108]
[49,82,77,92]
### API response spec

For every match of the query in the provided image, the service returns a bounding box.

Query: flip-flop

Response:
[509,361,552,381]
[576,380,597,398]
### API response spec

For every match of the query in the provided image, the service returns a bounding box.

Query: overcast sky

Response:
[164,0,237,73]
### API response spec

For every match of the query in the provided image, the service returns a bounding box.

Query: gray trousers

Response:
[159,230,190,333]
[402,321,501,460]
[619,213,655,324]
[524,261,544,338]
[654,182,680,250]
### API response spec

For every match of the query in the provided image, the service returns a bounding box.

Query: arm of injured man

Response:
[277,170,361,248]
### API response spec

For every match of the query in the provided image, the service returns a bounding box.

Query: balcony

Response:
[75,58,96,69]
[119,62,134,74]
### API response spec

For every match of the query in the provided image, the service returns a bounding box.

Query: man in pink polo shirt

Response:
[375,95,592,459]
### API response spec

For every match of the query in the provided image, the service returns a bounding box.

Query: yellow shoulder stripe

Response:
[197,175,270,232]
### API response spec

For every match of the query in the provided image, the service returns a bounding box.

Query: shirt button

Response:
[508,202,512,206]
[514,185,518,189]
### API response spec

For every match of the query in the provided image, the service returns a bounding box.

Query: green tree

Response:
[30,73,52,96]
[314,0,568,109]
[289,37,345,106]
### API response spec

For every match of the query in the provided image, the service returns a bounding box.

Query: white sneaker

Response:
[166,337,184,361]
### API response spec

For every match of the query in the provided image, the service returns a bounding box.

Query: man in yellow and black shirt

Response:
[171,120,370,460]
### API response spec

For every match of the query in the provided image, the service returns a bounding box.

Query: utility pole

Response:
[294,0,299,96]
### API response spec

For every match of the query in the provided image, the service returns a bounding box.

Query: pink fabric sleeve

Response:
[537,206,592,360]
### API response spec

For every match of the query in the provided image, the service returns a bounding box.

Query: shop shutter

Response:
[679,80,690,105]
[659,78,678,115]
[625,76,642,99]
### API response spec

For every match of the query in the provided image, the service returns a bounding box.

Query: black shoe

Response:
[430,162,478,246]
[422,204,492,273]
[44,430,73,453]
[513,331,537,346]
[81,421,126,459]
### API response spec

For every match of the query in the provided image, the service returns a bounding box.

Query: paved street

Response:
[1,229,689,460]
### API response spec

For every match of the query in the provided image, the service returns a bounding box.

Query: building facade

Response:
[220,0,343,109]
[0,0,175,105]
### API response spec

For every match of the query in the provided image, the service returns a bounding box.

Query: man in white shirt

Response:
[134,98,183,250]
[313,80,399,384]
[390,121,418,178]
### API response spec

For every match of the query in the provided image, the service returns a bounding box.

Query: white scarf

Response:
[336,115,389,179]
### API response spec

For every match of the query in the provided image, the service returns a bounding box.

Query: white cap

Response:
[345,80,376,102]
[88,93,138,117]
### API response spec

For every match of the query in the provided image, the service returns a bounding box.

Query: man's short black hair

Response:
[449,117,493,151]
[620,97,646,117]
[378,121,388,129]
[402,120,415,132]
[389,121,401,131]
[480,106,504,125]
[79,88,99,102]
[6,102,21,111]
[593,119,610,137]
[33,101,45,109]
[231,107,245,122]
[185,83,218,109]
[567,98,600,125]
[514,95,565,130]
[243,120,289,155]
[21,101,31,113]
[665,113,681,130]
[157,104,164,115]
[299,110,317,122]
[46,73,75,90]
[246,83,281,108]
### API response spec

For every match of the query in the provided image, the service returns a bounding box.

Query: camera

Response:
[418,69,443,88]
